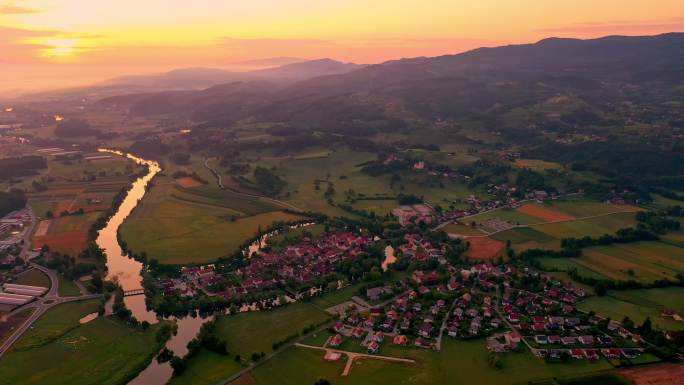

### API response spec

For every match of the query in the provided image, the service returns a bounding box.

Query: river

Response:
[96,149,161,324]
[95,149,212,385]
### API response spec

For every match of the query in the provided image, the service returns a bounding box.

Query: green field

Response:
[0,314,165,385]
[536,257,608,280]
[120,176,303,264]
[58,274,82,297]
[579,287,684,331]
[167,348,243,385]
[12,300,100,350]
[168,301,332,385]
[251,338,614,385]
[443,222,487,236]
[216,302,331,358]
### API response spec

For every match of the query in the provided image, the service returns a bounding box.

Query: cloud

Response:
[0,3,39,14]
[537,17,684,35]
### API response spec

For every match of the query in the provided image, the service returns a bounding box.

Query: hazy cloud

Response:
[0,3,38,14]
[538,17,684,34]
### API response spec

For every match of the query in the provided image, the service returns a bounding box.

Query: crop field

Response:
[120,175,304,264]
[536,257,608,280]
[579,287,684,331]
[464,237,506,260]
[491,226,555,245]
[514,159,563,171]
[175,176,203,188]
[517,203,574,222]
[467,209,540,227]
[620,363,684,385]
[14,268,51,288]
[577,242,684,282]
[352,199,398,216]
[443,222,488,237]
[0,308,165,385]
[32,212,102,256]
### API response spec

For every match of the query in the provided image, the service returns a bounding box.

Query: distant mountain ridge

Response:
[99,33,684,128]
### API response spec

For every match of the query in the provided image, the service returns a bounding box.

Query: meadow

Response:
[119,176,303,264]
[250,338,616,385]
[14,268,51,288]
[168,301,333,385]
[0,308,165,385]
[578,287,684,331]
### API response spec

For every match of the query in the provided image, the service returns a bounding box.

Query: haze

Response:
[1,0,683,94]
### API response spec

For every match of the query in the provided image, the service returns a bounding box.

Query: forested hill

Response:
[98,33,684,125]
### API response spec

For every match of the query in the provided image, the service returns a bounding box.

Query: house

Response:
[367,341,380,354]
[393,335,408,345]
[570,349,584,359]
[505,332,521,345]
[602,348,621,359]
[584,349,600,360]
[373,331,384,342]
[366,287,389,301]
[447,325,459,337]
[561,336,576,345]
[420,323,433,337]
[535,335,548,344]
[329,334,343,347]
[351,327,366,339]
[332,322,344,333]
[621,349,640,359]
[548,335,561,344]
[578,335,594,345]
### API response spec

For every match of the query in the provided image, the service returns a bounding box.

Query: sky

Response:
[1,0,683,94]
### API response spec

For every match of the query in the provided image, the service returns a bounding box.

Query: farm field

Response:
[32,212,102,256]
[464,237,506,260]
[11,300,100,350]
[443,222,487,237]
[517,203,573,222]
[250,338,615,385]
[514,158,563,171]
[168,301,333,385]
[0,309,165,385]
[214,302,331,359]
[578,287,684,331]
[166,348,243,385]
[577,242,684,283]
[536,257,608,280]
[254,148,478,218]
[120,176,303,264]
[14,268,51,288]
[492,211,639,251]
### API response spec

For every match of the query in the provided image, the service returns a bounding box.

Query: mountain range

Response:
[100,33,684,130]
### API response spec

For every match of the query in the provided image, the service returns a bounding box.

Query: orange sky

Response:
[1,0,683,94]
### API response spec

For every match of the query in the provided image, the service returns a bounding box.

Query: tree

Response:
[594,281,607,297]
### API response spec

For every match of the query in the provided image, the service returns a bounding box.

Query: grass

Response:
[251,338,615,385]
[0,316,165,385]
[58,275,82,297]
[536,257,608,280]
[215,302,331,359]
[514,159,563,171]
[491,226,555,244]
[14,268,51,288]
[443,222,487,236]
[578,287,684,331]
[575,241,684,283]
[120,177,304,264]
[12,300,100,350]
[167,348,244,385]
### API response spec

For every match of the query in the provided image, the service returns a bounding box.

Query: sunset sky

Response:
[1,0,683,94]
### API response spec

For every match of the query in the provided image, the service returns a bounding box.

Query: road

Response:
[0,261,102,359]
[294,343,416,376]
[203,157,303,212]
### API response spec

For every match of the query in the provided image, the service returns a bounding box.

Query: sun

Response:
[42,39,77,59]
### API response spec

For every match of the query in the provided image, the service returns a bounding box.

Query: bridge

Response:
[123,289,146,297]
